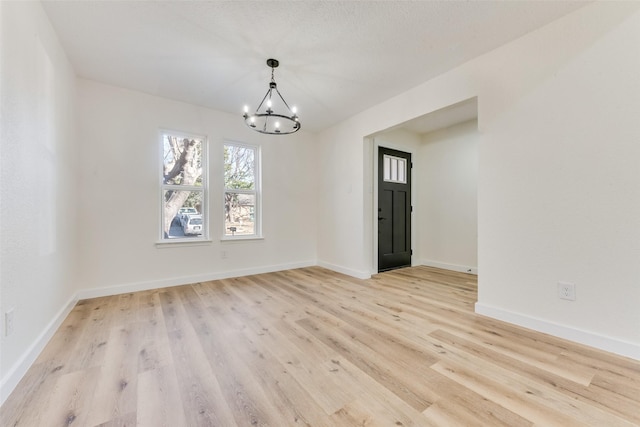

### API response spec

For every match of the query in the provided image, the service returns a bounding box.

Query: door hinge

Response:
[411,206,413,212]
[410,249,413,255]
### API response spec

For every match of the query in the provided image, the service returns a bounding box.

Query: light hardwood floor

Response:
[2,266,639,426]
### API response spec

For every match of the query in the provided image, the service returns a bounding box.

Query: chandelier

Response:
[243,59,301,135]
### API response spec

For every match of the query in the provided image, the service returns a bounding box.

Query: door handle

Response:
[378,217,386,220]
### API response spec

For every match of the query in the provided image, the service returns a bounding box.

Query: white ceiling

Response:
[42,1,587,133]
[382,97,479,136]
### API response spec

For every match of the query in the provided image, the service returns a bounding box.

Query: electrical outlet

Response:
[558,281,576,301]
[5,309,15,336]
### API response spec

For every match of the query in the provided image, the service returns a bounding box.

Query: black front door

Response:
[378,147,412,272]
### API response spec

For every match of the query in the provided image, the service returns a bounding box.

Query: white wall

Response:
[75,80,317,296]
[317,2,640,358]
[0,1,79,400]
[474,4,640,358]
[418,120,478,273]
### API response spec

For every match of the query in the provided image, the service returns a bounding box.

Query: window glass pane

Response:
[225,192,255,236]
[224,145,255,190]
[163,135,203,186]
[383,156,391,181]
[163,190,204,239]
[390,158,398,181]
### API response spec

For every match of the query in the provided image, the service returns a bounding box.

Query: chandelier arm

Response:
[255,88,272,113]
[273,87,294,114]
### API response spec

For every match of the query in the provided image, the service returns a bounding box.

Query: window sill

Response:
[220,235,265,242]
[155,239,212,248]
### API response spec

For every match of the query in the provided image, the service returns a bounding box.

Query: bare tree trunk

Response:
[163,190,190,236]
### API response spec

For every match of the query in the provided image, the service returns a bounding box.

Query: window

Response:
[160,131,207,240]
[383,154,407,184]
[224,142,260,238]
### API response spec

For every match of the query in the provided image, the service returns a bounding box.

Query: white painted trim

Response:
[77,260,316,300]
[370,137,379,275]
[422,259,477,275]
[475,302,640,361]
[0,294,78,405]
[317,260,371,280]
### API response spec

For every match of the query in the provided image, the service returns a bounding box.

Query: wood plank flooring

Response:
[2,266,639,426]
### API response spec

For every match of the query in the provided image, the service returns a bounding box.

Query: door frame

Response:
[371,137,417,274]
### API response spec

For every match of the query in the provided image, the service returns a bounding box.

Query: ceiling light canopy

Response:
[243,59,300,135]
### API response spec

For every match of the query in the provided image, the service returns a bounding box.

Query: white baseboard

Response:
[77,260,317,300]
[0,294,78,405]
[421,259,477,275]
[475,302,640,361]
[317,260,371,280]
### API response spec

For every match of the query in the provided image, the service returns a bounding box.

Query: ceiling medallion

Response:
[243,59,300,135]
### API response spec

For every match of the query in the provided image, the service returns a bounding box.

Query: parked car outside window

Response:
[182,214,203,235]
[171,207,198,226]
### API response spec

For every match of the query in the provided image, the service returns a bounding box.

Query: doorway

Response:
[378,147,412,272]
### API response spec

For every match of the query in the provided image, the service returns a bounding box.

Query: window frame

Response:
[222,141,262,240]
[158,129,209,244]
